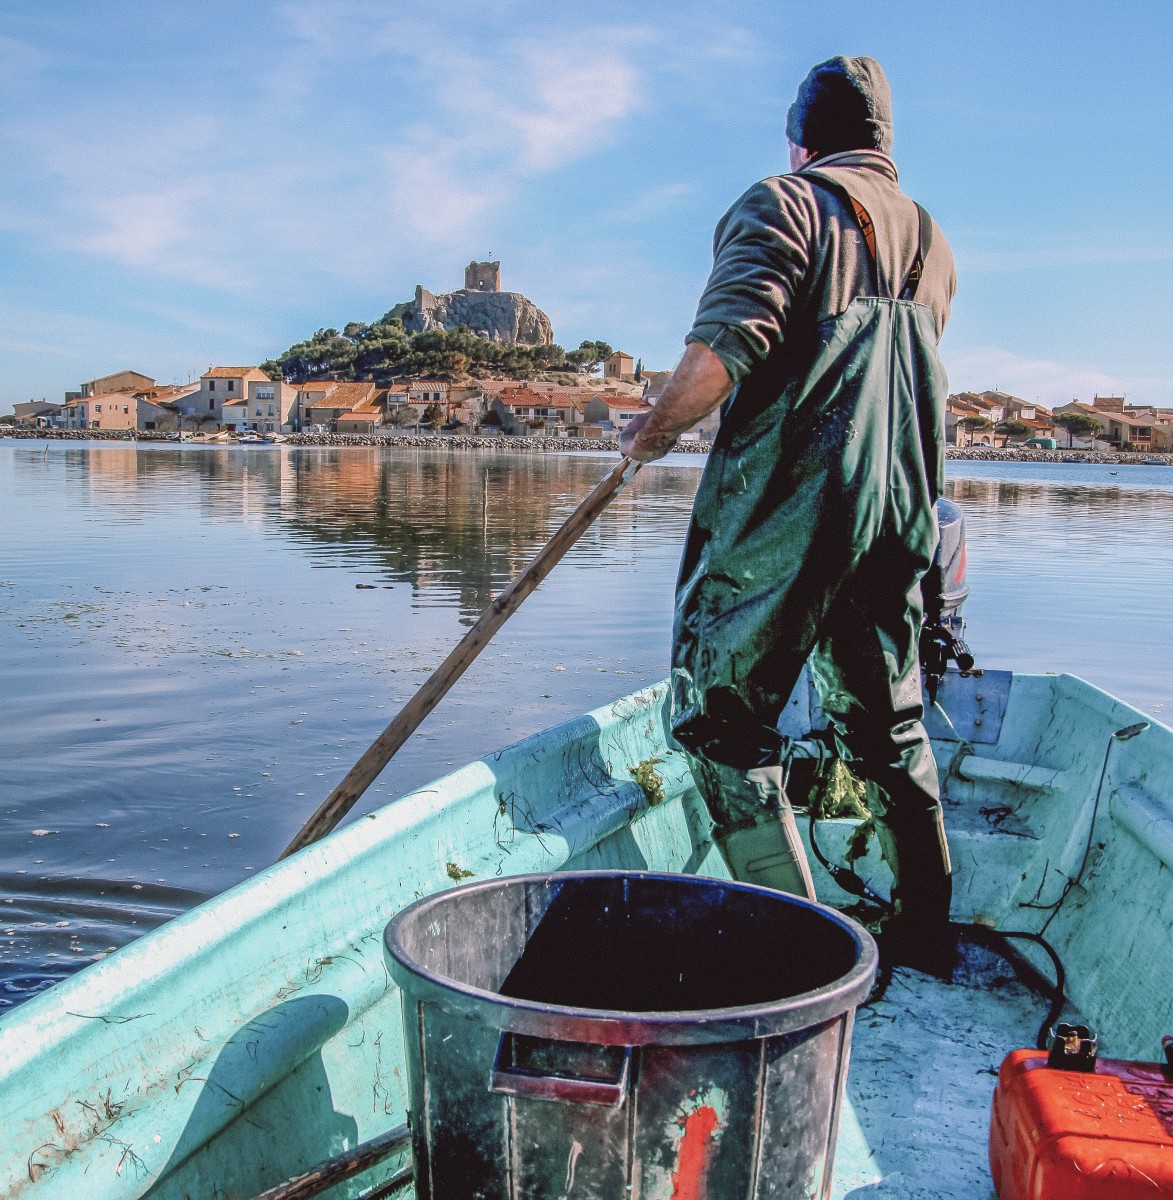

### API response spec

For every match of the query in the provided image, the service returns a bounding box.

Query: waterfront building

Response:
[490,385,586,435]
[240,378,298,435]
[58,390,137,431]
[12,401,61,428]
[187,367,272,431]
[581,393,652,433]
[78,369,155,398]
[301,381,382,431]
[1053,399,1156,451]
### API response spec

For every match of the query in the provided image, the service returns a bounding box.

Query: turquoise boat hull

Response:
[2,672,1171,1199]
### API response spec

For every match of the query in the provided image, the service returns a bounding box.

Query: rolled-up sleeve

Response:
[686,180,811,384]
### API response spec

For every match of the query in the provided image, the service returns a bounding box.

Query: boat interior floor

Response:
[835,933,1061,1199]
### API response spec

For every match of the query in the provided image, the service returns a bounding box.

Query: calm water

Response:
[2,443,1171,1009]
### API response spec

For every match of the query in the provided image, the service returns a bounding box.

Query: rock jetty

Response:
[4,427,1168,465]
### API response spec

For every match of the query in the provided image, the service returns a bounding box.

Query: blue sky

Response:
[2,1,1172,411]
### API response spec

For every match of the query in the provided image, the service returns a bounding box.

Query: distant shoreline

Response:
[2,426,1169,465]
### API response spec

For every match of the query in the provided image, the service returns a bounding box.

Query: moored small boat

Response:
[1,671,1170,1199]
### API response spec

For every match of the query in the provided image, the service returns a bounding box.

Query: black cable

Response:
[955,924,1066,1050]
[807,807,894,912]
[805,787,1067,1046]
[862,922,1067,1051]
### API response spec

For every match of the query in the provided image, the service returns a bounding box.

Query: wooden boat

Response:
[2,669,1170,1199]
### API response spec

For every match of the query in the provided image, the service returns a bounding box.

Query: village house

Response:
[445,385,488,427]
[1151,415,1173,451]
[184,367,272,430]
[77,369,155,399]
[1053,397,1155,451]
[489,385,587,435]
[12,401,62,428]
[380,383,423,429]
[336,408,384,434]
[337,385,387,434]
[299,381,382,431]
[235,378,298,435]
[641,371,673,400]
[945,392,1007,445]
[58,391,140,431]
[604,351,636,383]
[131,383,200,432]
[293,381,335,430]
[581,393,653,433]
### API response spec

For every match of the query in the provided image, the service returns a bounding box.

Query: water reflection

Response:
[60,445,699,620]
[2,444,1170,1013]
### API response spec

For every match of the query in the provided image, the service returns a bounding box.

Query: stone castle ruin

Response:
[465,260,501,292]
[391,261,554,346]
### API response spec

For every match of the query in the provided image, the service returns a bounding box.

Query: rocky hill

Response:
[389,284,554,346]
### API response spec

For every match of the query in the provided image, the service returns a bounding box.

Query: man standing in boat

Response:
[620,55,956,961]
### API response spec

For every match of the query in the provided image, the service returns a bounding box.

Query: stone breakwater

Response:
[3,427,1168,465]
[0,428,714,453]
[945,446,1172,465]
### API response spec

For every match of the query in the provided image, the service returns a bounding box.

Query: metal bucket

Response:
[384,870,877,1199]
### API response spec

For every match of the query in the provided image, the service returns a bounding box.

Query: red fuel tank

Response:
[990,1047,1173,1199]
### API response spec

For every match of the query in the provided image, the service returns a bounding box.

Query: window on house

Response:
[123,406,129,414]
[95,405,102,413]
[267,404,274,417]
[227,380,234,392]
[209,399,215,410]
[209,381,216,391]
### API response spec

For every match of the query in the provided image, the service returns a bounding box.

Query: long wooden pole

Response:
[281,456,641,859]
[246,1124,409,1200]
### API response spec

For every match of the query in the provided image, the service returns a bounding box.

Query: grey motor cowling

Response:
[920,497,975,703]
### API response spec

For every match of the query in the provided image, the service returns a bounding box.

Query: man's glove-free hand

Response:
[619,411,678,462]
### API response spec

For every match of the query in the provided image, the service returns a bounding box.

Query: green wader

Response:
[672,202,952,926]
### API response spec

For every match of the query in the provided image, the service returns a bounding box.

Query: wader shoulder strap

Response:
[899,203,933,301]
[804,174,933,301]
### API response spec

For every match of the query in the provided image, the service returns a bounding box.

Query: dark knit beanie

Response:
[785,55,893,157]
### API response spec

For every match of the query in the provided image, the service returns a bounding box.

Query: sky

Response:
[2,0,1172,411]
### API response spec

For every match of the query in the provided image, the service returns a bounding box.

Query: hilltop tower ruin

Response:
[390,260,553,344]
[464,260,501,292]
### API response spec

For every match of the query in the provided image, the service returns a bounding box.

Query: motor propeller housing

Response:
[920,497,974,704]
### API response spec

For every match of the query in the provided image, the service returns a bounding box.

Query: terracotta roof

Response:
[79,391,137,405]
[1061,403,1153,430]
[141,384,199,402]
[321,382,378,406]
[337,411,381,423]
[599,396,651,411]
[203,366,264,379]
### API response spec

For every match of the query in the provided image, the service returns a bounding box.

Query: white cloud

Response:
[0,9,646,291]
[944,344,1173,406]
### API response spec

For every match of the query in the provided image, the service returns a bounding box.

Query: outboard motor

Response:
[920,497,975,705]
